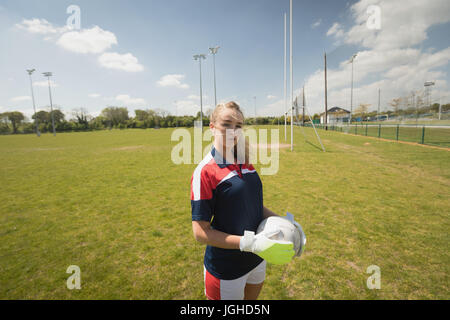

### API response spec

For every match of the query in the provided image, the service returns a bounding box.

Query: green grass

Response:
[0,126,449,299]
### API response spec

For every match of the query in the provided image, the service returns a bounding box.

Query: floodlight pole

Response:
[424,81,435,119]
[193,54,206,134]
[27,69,40,137]
[324,51,328,130]
[254,96,257,125]
[174,100,178,127]
[209,46,220,107]
[290,0,293,151]
[302,85,305,125]
[284,12,287,141]
[43,72,56,136]
[438,96,441,120]
[377,88,381,122]
[349,53,357,125]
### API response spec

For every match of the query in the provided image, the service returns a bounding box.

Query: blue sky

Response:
[1,0,449,120]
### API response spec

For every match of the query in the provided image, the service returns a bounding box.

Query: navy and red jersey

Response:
[190,145,264,280]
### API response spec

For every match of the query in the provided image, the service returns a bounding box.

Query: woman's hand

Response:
[239,229,295,265]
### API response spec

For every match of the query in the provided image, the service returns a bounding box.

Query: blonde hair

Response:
[210,101,250,166]
[210,101,244,124]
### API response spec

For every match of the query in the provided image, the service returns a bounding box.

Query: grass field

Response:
[0,126,449,299]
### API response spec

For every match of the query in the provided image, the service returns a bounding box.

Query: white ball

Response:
[257,216,303,256]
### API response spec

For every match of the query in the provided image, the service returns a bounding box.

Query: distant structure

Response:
[320,107,350,124]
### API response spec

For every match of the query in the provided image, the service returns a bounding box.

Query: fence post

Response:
[396,124,399,141]
[355,123,358,135]
[378,124,381,138]
[365,123,368,136]
[421,126,425,144]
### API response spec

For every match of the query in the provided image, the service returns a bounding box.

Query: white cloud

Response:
[115,94,147,107]
[98,52,144,72]
[258,98,286,117]
[10,96,31,102]
[303,0,450,115]
[267,95,276,99]
[337,0,450,50]
[157,74,189,89]
[56,26,117,54]
[16,19,143,73]
[303,46,450,115]
[311,19,322,29]
[15,18,68,35]
[326,22,344,38]
[88,93,101,98]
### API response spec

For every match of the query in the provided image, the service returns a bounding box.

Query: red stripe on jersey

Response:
[191,153,245,201]
[204,268,221,300]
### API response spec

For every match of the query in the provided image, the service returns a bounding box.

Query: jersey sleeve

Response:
[190,167,215,222]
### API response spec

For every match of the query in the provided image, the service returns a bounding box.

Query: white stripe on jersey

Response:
[192,152,214,201]
[217,170,238,186]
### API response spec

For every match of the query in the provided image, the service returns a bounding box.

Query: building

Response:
[320,107,350,124]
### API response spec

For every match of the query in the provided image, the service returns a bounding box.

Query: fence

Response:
[305,123,450,148]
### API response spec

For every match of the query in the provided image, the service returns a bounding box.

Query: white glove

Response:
[285,212,307,257]
[239,230,295,265]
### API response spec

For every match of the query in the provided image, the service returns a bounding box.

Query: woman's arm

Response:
[192,221,242,249]
[263,206,279,219]
[192,207,279,249]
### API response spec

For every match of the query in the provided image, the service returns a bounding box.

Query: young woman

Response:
[190,101,295,300]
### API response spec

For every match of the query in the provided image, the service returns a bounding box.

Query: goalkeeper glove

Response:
[239,229,295,265]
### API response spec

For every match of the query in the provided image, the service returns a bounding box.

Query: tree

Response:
[155,108,169,119]
[72,108,91,129]
[134,109,148,121]
[101,107,129,127]
[354,103,371,120]
[33,110,50,124]
[50,109,65,123]
[389,98,401,116]
[3,111,25,134]
[89,116,107,130]
[431,103,440,113]
[0,113,10,133]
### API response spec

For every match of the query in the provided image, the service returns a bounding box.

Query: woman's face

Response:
[210,108,244,150]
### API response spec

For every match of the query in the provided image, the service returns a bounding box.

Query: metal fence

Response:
[304,123,450,148]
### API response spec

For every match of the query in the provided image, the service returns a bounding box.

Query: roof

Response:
[320,107,350,116]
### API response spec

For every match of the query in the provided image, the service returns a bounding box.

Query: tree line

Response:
[0,106,300,135]
[2,99,447,134]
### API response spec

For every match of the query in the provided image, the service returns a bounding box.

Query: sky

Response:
[0,0,449,121]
